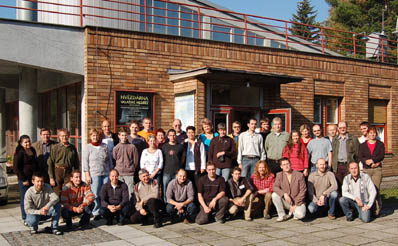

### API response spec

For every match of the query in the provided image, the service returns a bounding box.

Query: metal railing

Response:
[1,0,397,63]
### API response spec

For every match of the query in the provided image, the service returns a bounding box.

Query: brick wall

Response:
[84,27,398,176]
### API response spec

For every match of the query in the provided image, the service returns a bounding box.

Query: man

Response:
[162,129,185,200]
[358,121,370,170]
[172,119,187,144]
[184,126,206,186]
[196,162,228,224]
[61,170,95,229]
[332,122,360,184]
[307,158,338,220]
[113,127,139,197]
[166,169,197,224]
[24,173,62,235]
[208,122,236,181]
[272,158,306,221]
[265,117,289,174]
[130,169,164,228]
[326,124,337,143]
[339,162,376,223]
[138,117,155,142]
[47,128,80,196]
[238,118,266,178]
[101,120,119,163]
[258,118,271,146]
[307,124,333,172]
[228,121,241,167]
[100,169,130,225]
[32,128,57,184]
[227,167,253,221]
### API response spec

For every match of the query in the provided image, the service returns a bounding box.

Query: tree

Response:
[290,0,321,42]
[325,0,398,61]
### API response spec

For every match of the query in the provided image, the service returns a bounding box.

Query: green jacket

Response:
[331,133,359,172]
[47,143,80,179]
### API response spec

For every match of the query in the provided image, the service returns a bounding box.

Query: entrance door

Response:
[262,108,292,133]
[211,106,260,134]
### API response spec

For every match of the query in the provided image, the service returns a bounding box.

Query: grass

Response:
[381,188,398,205]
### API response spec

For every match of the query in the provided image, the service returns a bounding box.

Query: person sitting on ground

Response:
[166,169,197,224]
[339,162,376,223]
[24,173,62,235]
[196,162,228,225]
[130,169,164,228]
[61,170,95,229]
[250,160,275,219]
[307,158,338,220]
[227,167,254,221]
[272,158,307,221]
[100,169,130,225]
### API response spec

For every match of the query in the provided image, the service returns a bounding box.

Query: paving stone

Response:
[127,236,165,246]
[305,240,350,246]
[263,229,299,239]
[199,223,234,232]
[167,236,201,245]
[382,236,398,244]
[286,225,322,234]
[150,230,183,239]
[255,239,296,246]
[309,230,346,239]
[383,227,398,235]
[217,228,251,237]
[355,223,388,231]
[361,231,396,240]
[96,240,133,246]
[363,242,398,246]
[238,233,272,244]
[285,234,323,244]
[312,222,345,230]
[207,238,248,246]
[334,226,368,234]
[146,242,177,246]
[334,235,377,245]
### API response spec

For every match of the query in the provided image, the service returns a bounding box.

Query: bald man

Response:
[172,119,187,144]
[101,120,119,164]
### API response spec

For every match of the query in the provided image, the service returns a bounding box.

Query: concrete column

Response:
[0,89,5,157]
[16,0,37,21]
[19,67,38,142]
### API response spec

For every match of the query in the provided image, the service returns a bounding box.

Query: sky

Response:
[0,0,330,23]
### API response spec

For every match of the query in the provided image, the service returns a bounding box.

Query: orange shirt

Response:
[138,130,155,142]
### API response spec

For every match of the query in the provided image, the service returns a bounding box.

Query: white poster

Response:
[175,93,195,131]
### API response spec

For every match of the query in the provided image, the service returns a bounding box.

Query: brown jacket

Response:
[272,170,307,206]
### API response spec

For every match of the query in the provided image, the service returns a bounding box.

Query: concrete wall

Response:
[0,19,84,75]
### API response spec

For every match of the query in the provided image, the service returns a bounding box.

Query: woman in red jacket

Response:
[359,126,384,217]
[282,130,309,177]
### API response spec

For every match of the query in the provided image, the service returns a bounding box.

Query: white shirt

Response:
[185,139,206,171]
[140,149,163,175]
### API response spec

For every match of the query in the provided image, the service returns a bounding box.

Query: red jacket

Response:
[282,143,309,171]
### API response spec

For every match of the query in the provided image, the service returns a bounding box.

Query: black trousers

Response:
[267,159,282,174]
[102,205,130,222]
[61,203,94,226]
[130,198,164,224]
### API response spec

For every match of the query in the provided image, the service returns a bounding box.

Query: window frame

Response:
[314,96,341,136]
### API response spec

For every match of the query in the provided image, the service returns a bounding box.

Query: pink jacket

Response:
[282,143,309,171]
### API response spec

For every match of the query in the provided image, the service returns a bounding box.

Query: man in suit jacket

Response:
[272,158,307,222]
[32,128,57,183]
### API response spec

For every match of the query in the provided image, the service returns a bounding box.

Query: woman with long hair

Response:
[13,135,39,225]
[83,128,113,220]
[282,130,309,176]
[199,118,218,153]
[140,134,163,185]
[359,126,385,217]
[299,124,312,149]
[250,160,275,219]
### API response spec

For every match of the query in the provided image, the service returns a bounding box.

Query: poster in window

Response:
[115,90,155,127]
[175,92,195,131]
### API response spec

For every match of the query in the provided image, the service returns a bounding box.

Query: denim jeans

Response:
[308,190,338,216]
[26,203,61,230]
[162,173,175,201]
[241,157,259,179]
[216,168,231,182]
[166,202,197,222]
[18,181,31,221]
[339,196,372,223]
[91,175,109,216]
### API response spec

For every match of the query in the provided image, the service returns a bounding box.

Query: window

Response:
[211,84,260,106]
[212,18,231,42]
[271,40,287,49]
[314,97,340,135]
[369,100,388,148]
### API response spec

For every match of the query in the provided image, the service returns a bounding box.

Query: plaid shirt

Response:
[61,182,94,212]
[251,173,275,193]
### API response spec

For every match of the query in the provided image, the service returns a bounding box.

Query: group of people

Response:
[13,116,383,235]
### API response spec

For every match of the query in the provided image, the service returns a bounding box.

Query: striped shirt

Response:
[61,182,94,212]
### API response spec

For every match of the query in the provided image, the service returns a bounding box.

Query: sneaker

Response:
[276,215,289,222]
[93,215,102,221]
[346,216,354,222]
[245,217,253,221]
[215,218,225,224]
[154,222,162,228]
[24,221,29,227]
[328,214,336,220]
[30,228,38,235]
[52,228,63,235]
[264,214,272,220]
[106,219,113,226]
[183,218,190,224]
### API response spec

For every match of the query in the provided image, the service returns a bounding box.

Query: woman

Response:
[282,130,309,176]
[13,135,39,225]
[199,118,218,153]
[300,124,312,149]
[140,135,163,185]
[359,126,384,217]
[250,160,275,219]
[83,129,112,220]
[155,128,167,149]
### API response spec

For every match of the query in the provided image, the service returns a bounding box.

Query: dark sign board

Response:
[114,90,155,127]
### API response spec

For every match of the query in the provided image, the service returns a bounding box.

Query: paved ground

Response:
[0,201,397,246]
